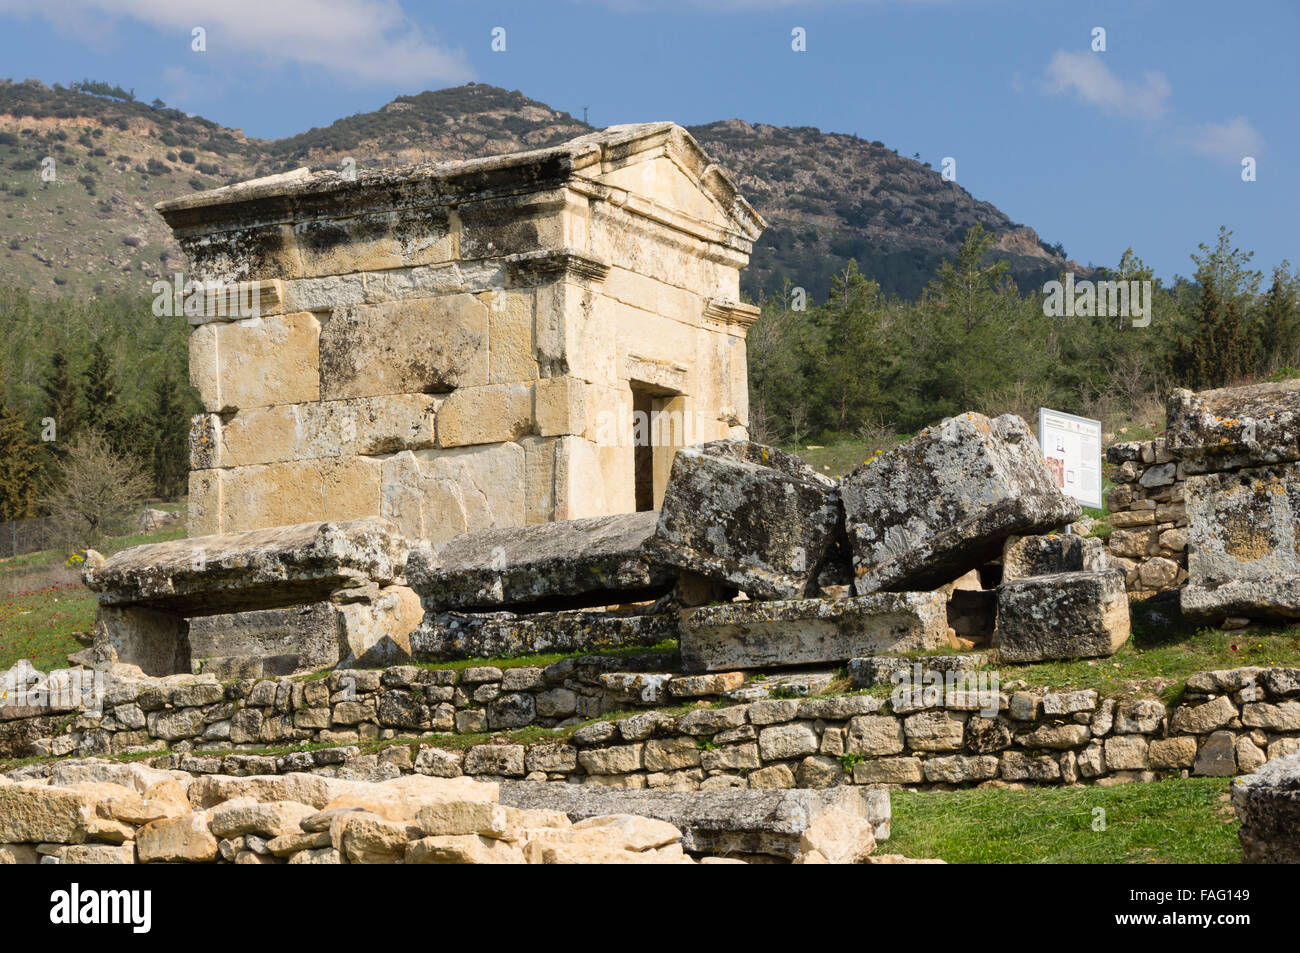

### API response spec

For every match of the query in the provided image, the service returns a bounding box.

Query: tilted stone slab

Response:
[497,782,889,859]
[1167,380,1300,474]
[84,518,408,615]
[1231,751,1300,863]
[641,440,841,600]
[410,608,679,662]
[678,592,949,673]
[1181,464,1300,623]
[841,413,1080,594]
[406,511,672,612]
[994,569,1130,663]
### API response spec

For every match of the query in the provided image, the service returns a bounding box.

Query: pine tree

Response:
[146,366,189,498]
[1257,265,1300,372]
[1170,272,1254,389]
[0,371,40,521]
[41,348,81,441]
[82,338,125,450]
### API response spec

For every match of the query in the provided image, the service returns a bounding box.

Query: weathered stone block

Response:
[642,440,841,600]
[411,608,678,662]
[679,592,948,672]
[1167,380,1300,474]
[320,294,489,400]
[1001,533,1096,582]
[994,569,1130,663]
[406,510,670,612]
[842,413,1080,594]
[1231,752,1300,863]
[1182,464,1300,623]
[189,311,321,413]
[498,782,890,858]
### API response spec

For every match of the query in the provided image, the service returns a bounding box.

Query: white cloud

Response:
[1042,50,1170,119]
[0,0,472,86]
[1187,116,1263,164]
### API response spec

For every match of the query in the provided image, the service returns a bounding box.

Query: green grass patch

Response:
[0,523,187,672]
[888,777,1241,863]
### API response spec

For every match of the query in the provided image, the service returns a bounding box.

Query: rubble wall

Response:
[1103,437,1189,596]
[5,665,1297,791]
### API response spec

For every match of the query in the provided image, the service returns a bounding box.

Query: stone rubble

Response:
[0,765,921,865]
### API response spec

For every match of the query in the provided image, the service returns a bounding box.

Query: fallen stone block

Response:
[994,569,1130,663]
[1181,464,1300,623]
[406,511,673,612]
[410,607,679,662]
[841,413,1080,594]
[642,440,841,600]
[82,519,413,676]
[1167,380,1300,474]
[84,518,408,612]
[1231,752,1300,863]
[498,782,889,860]
[679,592,948,672]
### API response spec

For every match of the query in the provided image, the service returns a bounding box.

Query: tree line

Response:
[0,285,196,524]
[747,225,1300,448]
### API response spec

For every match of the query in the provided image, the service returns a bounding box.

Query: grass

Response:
[888,777,1241,863]
[0,522,186,672]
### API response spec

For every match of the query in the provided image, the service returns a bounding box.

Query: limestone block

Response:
[190,601,340,677]
[406,510,670,611]
[1182,464,1300,622]
[410,608,678,662]
[1001,533,1090,582]
[842,413,1080,594]
[380,444,525,544]
[202,456,383,534]
[195,395,439,468]
[533,376,588,438]
[643,440,840,600]
[437,383,534,448]
[190,311,321,413]
[92,606,191,678]
[187,467,222,538]
[498,782,890,859]
[291,207,456,278]
[337,585,423,667]
[1167,380,1300,473]
[84,517,408,614]
[481,289,538,384]
[679,592,949,672]
[1231,752,1300,863]
[319,294,488,400]
[994,569,1130,663]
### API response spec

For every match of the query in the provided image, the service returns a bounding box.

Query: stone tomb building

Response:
[158,124,765,544]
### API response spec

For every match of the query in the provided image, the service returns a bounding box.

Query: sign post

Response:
[1037,407,1103,511]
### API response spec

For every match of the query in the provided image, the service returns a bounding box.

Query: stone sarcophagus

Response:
[157,124,765,543]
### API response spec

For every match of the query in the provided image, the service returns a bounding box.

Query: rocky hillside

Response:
[0,79,1069,302]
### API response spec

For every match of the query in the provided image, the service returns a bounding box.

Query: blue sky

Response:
[0,0,1294,283]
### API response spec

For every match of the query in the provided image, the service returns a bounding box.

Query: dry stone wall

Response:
[1103,437,1189,597]
[5,663,1298,792]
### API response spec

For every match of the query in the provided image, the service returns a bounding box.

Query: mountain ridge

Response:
[0,79,1071,303]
